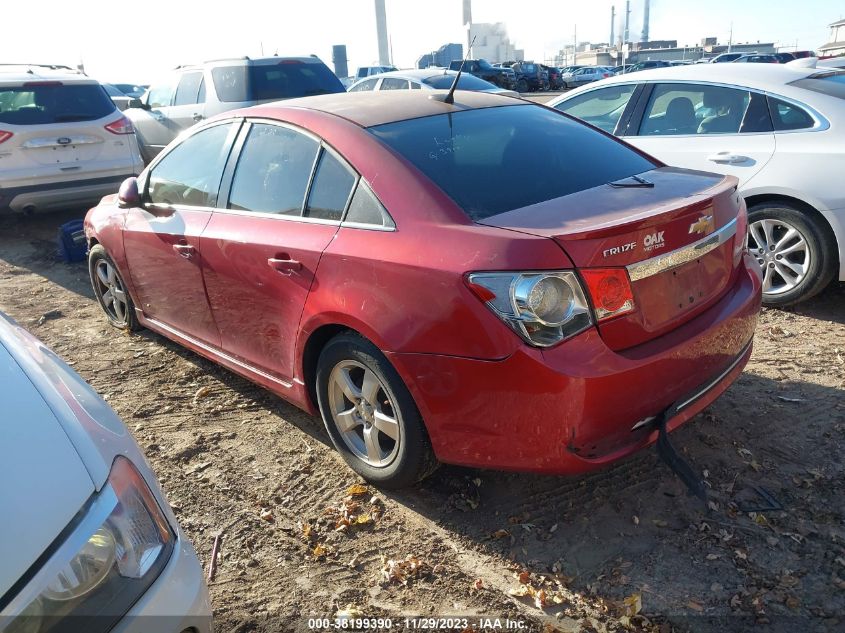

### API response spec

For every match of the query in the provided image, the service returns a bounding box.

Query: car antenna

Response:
[433,36,476,105]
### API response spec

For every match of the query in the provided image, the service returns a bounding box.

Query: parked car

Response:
[774,52,797,63]
[622,60,672,73]
[355,65,397,79]
[562,66,613,89]
[347,69,518,97]
[506,61,546,92]
[733,54,779,64]
[447,59,514,89]
[0,65,143,213]
[102,83,132,110]
[85,90,760,488]
[541,65,564,90]
[491,64,518,88]
[548,64,845,305]
[710,52,748,63]
[125,56,344,163]
[113,83,148,98]
[0,310,211,632]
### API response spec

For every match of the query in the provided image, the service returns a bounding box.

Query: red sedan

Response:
[85,90,762,487]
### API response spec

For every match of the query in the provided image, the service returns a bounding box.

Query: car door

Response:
[167,71,206,134]
[200,121,357,382]
[623,82,776,188]
[123,121,240,346]
[131,76,177,159]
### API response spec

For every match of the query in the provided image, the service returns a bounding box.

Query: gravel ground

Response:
[0,209,843,633]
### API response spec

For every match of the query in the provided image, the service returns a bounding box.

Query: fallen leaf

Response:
[621,592,642,616]
[313,543,329,558]
[355,513,372,525]
[652,519,668,528]
[259,508,273,522]
[706,554,720,561]
[785,596,800,610]
[473,477,482,487]
[347,484,369,497]
[549,523,558,533]
[193,386,212,402]
[687,600,704,612]
[472,578,484,590]
[518,570,531,584]
[632,515,640,526]
[336,604,364,620]
[491,529,510,539]
[711,583,723,592]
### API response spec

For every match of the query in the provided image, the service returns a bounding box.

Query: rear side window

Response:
[369,104,656,220]
[228,123,319,215]
[768,96,816,130]
[554,84,637,134]
[173,72,204,106]
[344,182,395,228]
[211,62,344,102]
[0,84,115,125]
[304,149,357,221]
[381,78,409,90]
[147,123,235,207]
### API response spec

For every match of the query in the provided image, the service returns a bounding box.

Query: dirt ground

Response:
[0,209,843,633]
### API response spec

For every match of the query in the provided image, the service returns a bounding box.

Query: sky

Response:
[2,0,842,83]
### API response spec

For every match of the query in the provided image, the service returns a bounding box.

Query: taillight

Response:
[466,271,593,347]
[580,268,635,322]
[104,116,134,135]
[0,130,12,144]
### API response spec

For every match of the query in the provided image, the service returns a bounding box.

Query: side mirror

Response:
[128,98,150,110]
[117,177,140,209]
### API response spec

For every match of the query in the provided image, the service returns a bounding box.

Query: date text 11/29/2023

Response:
[307,617,529,630]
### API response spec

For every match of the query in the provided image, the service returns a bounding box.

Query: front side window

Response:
[227,123,319,215]
[304,149,357,221]
[147,123,235,207]
[147,79,175,109]
[173,72,204,106]
[639,83,752,136]
[554,84,637,134]
[349,78,378,92]
[768,96,815,131]
[369,104,656,220]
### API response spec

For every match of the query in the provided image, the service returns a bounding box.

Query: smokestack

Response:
[624,0,630,43]
[374,0,390,66]
[610,5,615,48]
[332,45,348,79]
[641,0,651,42]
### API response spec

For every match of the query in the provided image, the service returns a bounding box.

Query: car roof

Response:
[177,56,325,71]
[0,65,97,86]
[244,89,529,128]
[352,68,476,83]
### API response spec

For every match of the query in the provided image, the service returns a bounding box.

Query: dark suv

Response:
[447,59,514,90]
[125,56,344,162]
[503,61,546,92]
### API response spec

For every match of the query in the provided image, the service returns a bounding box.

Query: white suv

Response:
[0,65,143,213]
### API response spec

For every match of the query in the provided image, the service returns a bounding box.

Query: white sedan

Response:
[347,69,519,97]
[547,62,845,305]
[0,311,211,633]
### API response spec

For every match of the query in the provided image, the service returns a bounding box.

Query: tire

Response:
[517,79,528,93]
[316,332,438,488]
[746,202,836,306]
[88,244,141,331]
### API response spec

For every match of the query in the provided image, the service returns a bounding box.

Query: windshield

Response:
[211,62,345,102]
[423,74,499,90]
[369,105,656,220]
[0,84,115,125]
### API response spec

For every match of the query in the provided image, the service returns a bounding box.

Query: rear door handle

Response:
[707,152,748,164]
[267,255,302,274]
[172,243,195,258]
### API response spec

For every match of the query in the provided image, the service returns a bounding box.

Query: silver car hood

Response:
[0,341,94,600]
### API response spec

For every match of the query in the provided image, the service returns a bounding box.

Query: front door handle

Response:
[172,243,195,258]
[192,113,203,122]
[151,110,165,122]
[707,152,748,164]
[267,256,302,274]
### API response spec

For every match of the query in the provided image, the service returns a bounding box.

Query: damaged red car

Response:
[85,90,762,488]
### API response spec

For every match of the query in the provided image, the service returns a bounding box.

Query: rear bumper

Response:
[388,254,762,474]
[112,529,212,633]
[0,175,131,212]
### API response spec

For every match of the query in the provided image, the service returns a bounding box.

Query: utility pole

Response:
[610,6,615,49]
[728,22,733,53]
[624,0,630,44]
[573,24,577,65]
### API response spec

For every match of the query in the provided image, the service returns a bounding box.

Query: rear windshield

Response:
[0,84,115,125]
[423,74,500,90]
[211,62,344,103]
[789,71,845,100]
[369,104,656,219]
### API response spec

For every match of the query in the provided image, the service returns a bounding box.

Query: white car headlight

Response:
[1,457,174,633]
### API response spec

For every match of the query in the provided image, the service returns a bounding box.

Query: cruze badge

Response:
[689,215,715,235]
[603,241,636,258]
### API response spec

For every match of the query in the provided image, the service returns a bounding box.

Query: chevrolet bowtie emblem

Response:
[689,215,715,235]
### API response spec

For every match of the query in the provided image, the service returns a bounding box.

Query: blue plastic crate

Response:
[57,219,87,263]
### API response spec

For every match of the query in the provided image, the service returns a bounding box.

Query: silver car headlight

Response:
[1,457,175,633]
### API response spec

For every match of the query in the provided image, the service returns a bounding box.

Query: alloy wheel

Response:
[327,360,401,467]
[748,218,811,296]
[93,260,129,323]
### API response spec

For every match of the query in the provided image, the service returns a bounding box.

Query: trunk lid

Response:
[479,167,744,350]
